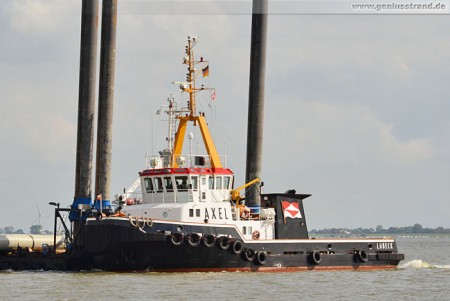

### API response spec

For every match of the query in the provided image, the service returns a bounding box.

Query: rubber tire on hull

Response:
[230,240,243,255]
[169,232,184,246]
[242,248,256,261]
[217,236,231,250]
[310,250,322,264]
[356,249,369,262]
[255,251,268,265]
[186,233,201,247]
[202,234,216,248]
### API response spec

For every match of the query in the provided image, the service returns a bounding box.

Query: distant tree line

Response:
[2,224,449,235]
[0,225,52,235]
[0,226,24,234]
[309,224,450,235]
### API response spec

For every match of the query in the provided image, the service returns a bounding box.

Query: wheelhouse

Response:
[139,167,234,204]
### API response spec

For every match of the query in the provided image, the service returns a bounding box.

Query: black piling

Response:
[71,0,99,222]
[245,0,268,206]
[94,0,118,209]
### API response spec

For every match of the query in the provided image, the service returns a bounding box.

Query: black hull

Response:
[0,217,404,272]
[69,218,404,272]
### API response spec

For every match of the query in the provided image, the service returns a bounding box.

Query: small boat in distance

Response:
[71,36,405,272]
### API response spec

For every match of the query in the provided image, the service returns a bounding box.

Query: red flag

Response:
[281,200,302,223]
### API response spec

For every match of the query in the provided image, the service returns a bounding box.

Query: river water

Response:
[1,237,449,301]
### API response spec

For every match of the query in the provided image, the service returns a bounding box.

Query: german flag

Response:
[202,64,209,77]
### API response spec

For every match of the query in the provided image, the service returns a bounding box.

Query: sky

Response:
[1,0,449,232]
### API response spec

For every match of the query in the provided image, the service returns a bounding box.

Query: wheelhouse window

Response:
[189,176,198,190]
[224,176,231,190]
[208,176,214,189]
[164,176,174,192]
[155,177,163,192]
[175,176,188,191]
[144,178,154,193]
[215,176,223,190]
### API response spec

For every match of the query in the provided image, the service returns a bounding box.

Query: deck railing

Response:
[145,153,227,169]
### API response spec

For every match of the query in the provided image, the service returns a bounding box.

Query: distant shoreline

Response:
[2,223,450,236]
[309,223,450,238]
[310,233,450,238]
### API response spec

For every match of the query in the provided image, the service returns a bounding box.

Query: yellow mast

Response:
[172,36,222,169]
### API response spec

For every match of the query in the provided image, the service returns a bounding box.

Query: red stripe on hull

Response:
[116,265,399,273]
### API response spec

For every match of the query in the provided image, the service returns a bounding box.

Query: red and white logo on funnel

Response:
[281,201,302,223]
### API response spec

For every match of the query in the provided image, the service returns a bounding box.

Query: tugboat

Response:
[72,36,404,272]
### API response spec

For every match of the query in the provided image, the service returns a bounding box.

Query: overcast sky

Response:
[1,0,449,232]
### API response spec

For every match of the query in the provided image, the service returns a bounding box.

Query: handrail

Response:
[145,153,227,169]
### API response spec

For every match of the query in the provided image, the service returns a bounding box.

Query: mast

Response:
[187,37,197,118]
[171,36,222,169]
[166,96,176,152]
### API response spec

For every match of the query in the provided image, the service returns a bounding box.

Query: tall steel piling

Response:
[94,0,118,209]
[71,0,99,223]
[245,0,268,206]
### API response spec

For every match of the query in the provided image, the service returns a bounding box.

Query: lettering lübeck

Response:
[376,242,393,249]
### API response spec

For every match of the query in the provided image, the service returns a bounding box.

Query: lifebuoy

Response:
[242,247,256,261]
[202,234,216,248]
[217,236,231,250]
[230,240,243,255]
[170,232,184,246]
[356,249,369,262]
[255,251,268,265]
[252,230,260,240]
[186,233,201,247]
[311,250,322,264]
